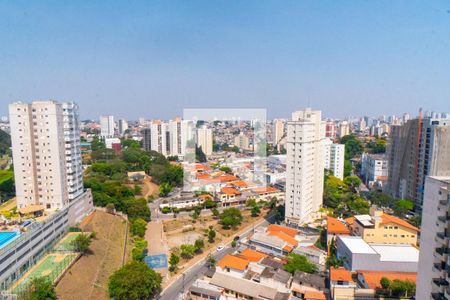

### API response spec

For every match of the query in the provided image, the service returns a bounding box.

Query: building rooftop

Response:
[338,236,377,254]
[210,272,279,299]
[380,213,418,232]
[354,215,374,227]
[370,244,419,262]
[217,254,249,271]
[239,248,268,262]
[292,271,326,290]
[330,267,353,282]
[357,270,417,289]
[327,216,351,235]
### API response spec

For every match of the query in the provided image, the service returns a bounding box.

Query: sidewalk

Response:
[145,220,169,279]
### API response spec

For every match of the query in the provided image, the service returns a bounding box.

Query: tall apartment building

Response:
[234,132,250,151]
[272,119,286,147]
[285,108,326,225]
[361,153,388,188]
[416,176,450,300]
[196,126,213,156]
[324,138,345,180]
[386,116,450,213]
[118,118,128,136]
[141,127,152,152]
[62,102,84,200]
[100,115,115,138]
[9,101,75,210]
[325,120,337,140]
[169,117,186,158]
[338,121,350,138]
[149,120,169,155]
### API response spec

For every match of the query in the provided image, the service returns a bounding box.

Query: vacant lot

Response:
[56,210,132,300]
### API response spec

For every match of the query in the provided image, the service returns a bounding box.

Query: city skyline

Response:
[1,1,450,119]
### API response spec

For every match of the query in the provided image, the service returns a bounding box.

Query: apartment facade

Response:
[386,116,450,213]
[360,152,388,188]
[100,115,115,138]
[9,101,69,210]
[197,126,213,156]
[285,108,325,225]
[416,176,450,300]
[347,208,418,245]
[118,118,128,136]
[62,102,84,200]
[324,138,345,179]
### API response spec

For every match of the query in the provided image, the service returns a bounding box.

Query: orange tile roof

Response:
[250,187,280,194]
[194,164,211,171]
[330,267,353,282]
[327,216,351,235]
[197,173,211,180]
[219,174,239,182]
[238,249,268,262]
[268,231,298,247]
[220,187,241,196]
[304,291,326,300]
[345,217,355,226]
[232,180,248,188]
[357,270,417,289]
[380,214,418,232]
[217,254,249,271]
[282,245,294,252]
[267,224,298,237]
[197,194,213,200]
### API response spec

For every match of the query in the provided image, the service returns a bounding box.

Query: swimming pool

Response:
[0,231,18,249]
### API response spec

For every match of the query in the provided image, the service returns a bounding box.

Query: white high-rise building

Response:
[118,119,128,136]
[324,138,345,180]
[62,102,84,200]
[338,121,350,138]
[285,108,326,225]
[169,117,187,158]
[234,132,250,151]
[273,119,286,146]
[196,126,213,156]
[9,101,82,210]
[150,120,169,156]
[100,115,115,138]
[416,176,450,300]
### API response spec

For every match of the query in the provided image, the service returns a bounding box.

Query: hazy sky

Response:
[1,1,449,120]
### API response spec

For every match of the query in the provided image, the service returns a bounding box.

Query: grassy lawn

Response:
[55,210,132,300]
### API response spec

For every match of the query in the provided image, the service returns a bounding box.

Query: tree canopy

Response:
[220,208,243,229]
[284,253,317,274]
[108,261,162,300]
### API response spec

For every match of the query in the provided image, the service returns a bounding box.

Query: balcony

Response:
[432,292,446,300]
[438,215,450,222]
[440,199,449,206]
[436,247,450,255]
[437,232,450,239]
[433,278,450,287]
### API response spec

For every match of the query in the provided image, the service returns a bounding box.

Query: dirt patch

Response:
[55,210,132,300]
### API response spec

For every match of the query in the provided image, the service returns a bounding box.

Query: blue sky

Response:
[0,1,449,120]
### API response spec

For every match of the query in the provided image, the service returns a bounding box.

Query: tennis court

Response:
[12,252,79,294]
[53,232,85,252]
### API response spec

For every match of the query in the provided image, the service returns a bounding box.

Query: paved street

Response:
[158,214,275,300]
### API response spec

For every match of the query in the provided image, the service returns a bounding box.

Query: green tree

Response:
[284,253,317,274]
[231,240,237,248]
[194,239,204,253]
[70,233,92,255]
[23,277,57,300]
[344,160,353,177]
[127,198,151,221]
[159,182,173,197]
[220,208,243,229]
[169,253,180,272]
[208,227,216,243]
[343,176,361,190]
[219,166,232,173]
[108,261,162,300]
[394,199,414,218]
[246,198,257,208]
[130,218,147,238]
[212,208,220,218]
[180,244,196,259]
[251,206,261,217]
[132,238,148,261]
[380,277,390,290]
